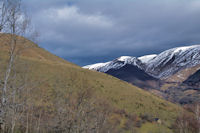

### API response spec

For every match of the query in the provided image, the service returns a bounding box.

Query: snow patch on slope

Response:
[117,56,132,62]
[83,62,110,70]
[173,45,199,54]
[138,54,157,64]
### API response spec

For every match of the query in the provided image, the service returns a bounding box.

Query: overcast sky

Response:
[23,0,200,66]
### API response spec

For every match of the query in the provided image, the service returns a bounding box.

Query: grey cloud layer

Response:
[23,0,200,65]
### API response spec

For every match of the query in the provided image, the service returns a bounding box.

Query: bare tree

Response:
[173,104,200,133]
[0,0,35,132]
[0,0,9,32]
[50,87,114,133]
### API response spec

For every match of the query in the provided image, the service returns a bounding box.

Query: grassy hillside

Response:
[0,34,182,132]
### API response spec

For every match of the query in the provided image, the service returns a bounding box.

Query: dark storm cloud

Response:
[23,0,200,66]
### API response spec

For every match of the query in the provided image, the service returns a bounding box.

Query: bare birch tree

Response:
[0,0,34,132]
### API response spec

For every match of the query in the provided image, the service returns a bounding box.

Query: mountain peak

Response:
[117,56,134,61]
[138,54,157,64]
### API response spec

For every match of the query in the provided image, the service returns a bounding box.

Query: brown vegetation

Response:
[173,104,200,133]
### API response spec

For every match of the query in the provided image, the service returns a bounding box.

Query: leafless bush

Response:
[173,103,200,133]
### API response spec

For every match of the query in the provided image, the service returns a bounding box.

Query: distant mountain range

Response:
[84,45,200,104]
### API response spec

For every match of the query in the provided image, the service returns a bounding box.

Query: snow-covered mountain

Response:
[84,55,159,89]
[145,45,200,79]
[83,45,200,79]
[83,56,144,72]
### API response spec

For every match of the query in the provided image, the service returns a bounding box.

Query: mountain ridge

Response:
[83,44,200,79]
